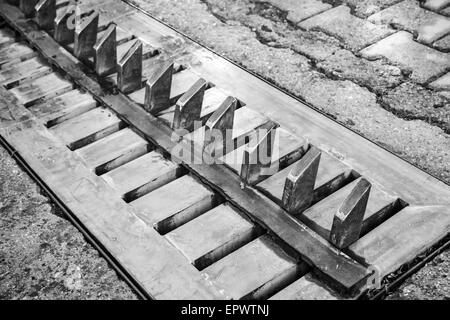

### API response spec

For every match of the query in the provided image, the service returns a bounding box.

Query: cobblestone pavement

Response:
[1,0,449,299]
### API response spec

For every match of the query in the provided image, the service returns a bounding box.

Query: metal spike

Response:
[20,0,39,17]
[330,178,372,249]
[74,10,99,62]
[35,0,56,30]
[172,78,207,132]
[144,61,174,114]
[93,23,116,76]
[54,3,77,45]
[240,121,279,186]
[282,146,321,215]
[203,96,236,158]
[117,40,143,94]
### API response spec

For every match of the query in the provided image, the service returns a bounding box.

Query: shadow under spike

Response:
[330,177,372,249]
[117,39,143,94]
[20,0,39,17]
[35,0,56,30]
[172,78,207,132]
[54,2,77,45]
[93,23,117,77]
[74,10,99,62]
[144,60,174,115]
[282,146,321,215]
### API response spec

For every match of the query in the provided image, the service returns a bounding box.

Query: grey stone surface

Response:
[387,252,450,300]
[368,0,450,44]
[433,33,450,50]
[252,0,331,24]
[442,6,450,15]
[429,72,450,90]
[343,0,403,18]
[299,5,394,51]
[382,82,450,133]
[423,0,450,11]
[316,49,403,93]
[360,31,450,83]
[205,0,342,61]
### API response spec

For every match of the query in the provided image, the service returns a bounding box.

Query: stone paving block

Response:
[252,0,332,24]
[343,0,403,18]
[423,0,450,11]
[299,5,394,51]
[433,34,450,50]
[317,49,403,93]
[429,72,450,90]
[206,0,342,61]
[360,31,450,83]
[368,0,450,44]
[276,28,341,61]
[382,82,450,133]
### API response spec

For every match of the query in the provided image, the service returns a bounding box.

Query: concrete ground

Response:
[1,0,449,299]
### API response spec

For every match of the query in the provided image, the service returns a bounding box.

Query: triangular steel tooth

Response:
[240,121,279,186]
[93,23,117,77]
[282,146,321,215]
[20,0,39,18]
[35,0,56,30]
[117,39,143,94]
[144,60,174,115]
[74,10,99,62]
[330,177,372,249]
[172,78,207,132]
[53,2,77,45]
[203,96,236,158]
